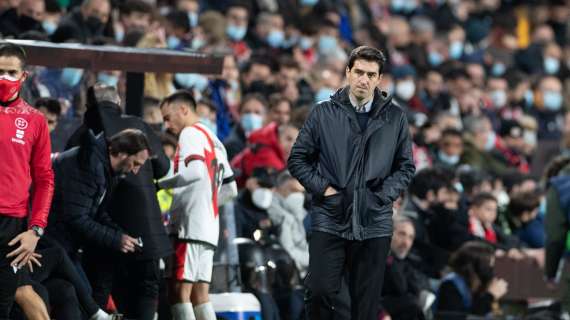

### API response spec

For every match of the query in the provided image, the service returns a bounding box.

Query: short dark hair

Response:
[347,46,386,74]
[409,168,452,199]
[0,42,26,68]
[508,192,540,218]
[35,98,61,116]
[240,93,268,113]
[441,128,463,139]
[160,90,197,111]
[165,11,191,33]
[470,192,497,209]
[108,129,150,156]
[120,0,153,16]
[450,241,495,290]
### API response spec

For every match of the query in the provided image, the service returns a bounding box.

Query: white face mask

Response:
[395,80,416,101]
[490,90,507,108]
[252,188,273,210]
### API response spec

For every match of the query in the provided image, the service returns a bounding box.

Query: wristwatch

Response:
[30,226,44,238]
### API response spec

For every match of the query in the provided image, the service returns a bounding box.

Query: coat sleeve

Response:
[63,172,123,251]
[287,106,330,196]
[377,112,415,204]
[143,123,171,179]
[29,118,55,228]
[545,187,567,279]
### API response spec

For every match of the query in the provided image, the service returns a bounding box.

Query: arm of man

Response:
[29,119,55,229]
[376,113,415,204]
[218,144,238,206]
[287,106,331,196]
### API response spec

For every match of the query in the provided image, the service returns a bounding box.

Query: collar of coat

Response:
[331,86,393,120]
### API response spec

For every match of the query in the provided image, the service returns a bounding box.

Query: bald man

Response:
[51,0,110,43]
[0,0,45,37]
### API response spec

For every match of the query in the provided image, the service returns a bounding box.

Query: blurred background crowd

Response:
[2,0,570,319]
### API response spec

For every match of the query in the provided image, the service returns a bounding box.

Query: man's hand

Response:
[324,186,338,197]
[6,230,40,269]
[28,253,42,273]
[120,234,138,253]
[487,278,508,300]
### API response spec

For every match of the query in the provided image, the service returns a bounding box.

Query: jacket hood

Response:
[247,122,284,161]
[330,86,393,118]
[79,129,110,172]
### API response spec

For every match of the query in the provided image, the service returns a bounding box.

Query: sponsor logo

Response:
[14,118,28,130]
[12,117,27,145]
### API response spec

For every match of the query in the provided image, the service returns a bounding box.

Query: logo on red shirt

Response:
[15,118,28,130]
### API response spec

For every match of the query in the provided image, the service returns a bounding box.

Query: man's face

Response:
[424,71,443,97]
[270,101,290,125]
[391,222,415,259]
[440,135,463,156]
[244,63,271,86]
[278,126,299,159]
[85,0,110,24]
[346,59,381,102]
[227,6,248,28]
[113,149,149,175]
[122,11,151,32]
[161,103,188,136]
[241,98,266,117]
[19,0,44,21]
[38,107,57,132]
[471,200,498,225]
[0,55,26,101]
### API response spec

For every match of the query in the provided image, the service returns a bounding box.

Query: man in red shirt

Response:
[0,42,54,319]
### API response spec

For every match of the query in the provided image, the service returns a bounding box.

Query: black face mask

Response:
[19,14,40,31]
[85,15,104,34]
[413,132,427,147]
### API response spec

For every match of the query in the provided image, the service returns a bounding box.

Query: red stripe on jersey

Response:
[184,155,205,167]
[192,125,221,218]
[174,241,188,280]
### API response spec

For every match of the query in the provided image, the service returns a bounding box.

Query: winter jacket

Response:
[288,86,415,240]
[47,131,123,255]
[545,165,570,279]
[66,102,173,260]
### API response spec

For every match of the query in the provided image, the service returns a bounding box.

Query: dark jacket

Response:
[0,8,43,38]
[66,102,172,260]
[47,131,123,255]
[224,124,247,161]
[288,87,415,240]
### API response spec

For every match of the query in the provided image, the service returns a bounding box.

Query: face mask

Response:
[318,35,337,53]
[449,41,464,60]
[167,35,181,49]
[523,130,536,147]
[61,68,83,87]
[266,30,284,48]
[524,89,534,107]
[42,20,57,35]
[490,90,507,108]
[301,0,318,6]
[114,28,124,43]
[226,24,247,41]
[191,37,205,50]
[241,112,263,134]
[543,90,563,111]
[0,75,23,102]
[315,87,335,103]
[252,188,273,210]
[299,37,312,50]
[438,150,460,165]
[491,63,506,76]
[403,0,418,12]
[199,117,217,135]
[187,11,198,28]
[282,35,299,49]
[175,73,209,91]
[85,15,103,34]
[544,57,560,75]
[97,73,119,87]
[284,192,305,210]
[395,80,416,101]
[484,131,496,151]
[390,0,405,11]
[428,51,443,66]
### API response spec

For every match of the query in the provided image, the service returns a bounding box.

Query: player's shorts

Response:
[172,240,215,283]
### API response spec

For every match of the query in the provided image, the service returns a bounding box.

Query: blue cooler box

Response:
[211,293,262,320]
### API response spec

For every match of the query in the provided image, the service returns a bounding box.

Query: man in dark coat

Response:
[47,129,150,288]
[50,0,110,43]
[66,84,172,320]
[288,46,415,320]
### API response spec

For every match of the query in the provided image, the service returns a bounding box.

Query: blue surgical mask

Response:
[524,89,534,107]
[490,90,507,108]
[318,35,337,53]
[241,113,263,134]
[403,0,418,12]
[484,131,496,151]
[226,24,247,41]
[390,0,405,11]
[61,68,83,87]
[491,63,506,76]
[299,37,312,50]
[315,87,335,103]
[97,73,119,87]
[449,41,464,60]
[266,30,284,48]
[114,29,124,43]
[187,11,198,28]
[543,90,563,111]
[42,20,57,35]
[438,150,460,165]
[544,57,560,75]
[175,73,209,92]
[167,35,181,49]
[191,37,205,50]
[200,117,217,135]
[301,0,318,6]
[428,51,443,66]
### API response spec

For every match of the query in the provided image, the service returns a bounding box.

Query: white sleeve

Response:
[217,142,238,205]
[158,161,207,189]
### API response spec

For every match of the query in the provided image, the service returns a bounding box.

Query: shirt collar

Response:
[349,93,373,113]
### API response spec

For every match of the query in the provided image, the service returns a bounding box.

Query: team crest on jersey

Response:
[11,117,27,145]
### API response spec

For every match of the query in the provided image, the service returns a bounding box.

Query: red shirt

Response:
[0,98,54,228]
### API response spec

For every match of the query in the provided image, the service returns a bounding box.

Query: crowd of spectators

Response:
[2,0,570,319]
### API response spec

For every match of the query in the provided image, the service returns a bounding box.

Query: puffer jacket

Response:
[288,86,415,240]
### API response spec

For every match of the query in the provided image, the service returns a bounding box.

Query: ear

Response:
[20,71,28,82]
[345,66,350,79]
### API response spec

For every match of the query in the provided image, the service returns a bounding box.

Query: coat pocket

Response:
[364,189,392,225]
[316,192,346,224]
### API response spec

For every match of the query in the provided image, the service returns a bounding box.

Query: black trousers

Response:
[306,231,391,320]
[0,216,25,320]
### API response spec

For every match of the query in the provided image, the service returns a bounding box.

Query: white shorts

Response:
[173,240,215,283]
